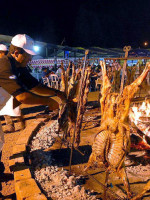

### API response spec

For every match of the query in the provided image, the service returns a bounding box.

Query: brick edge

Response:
[9,118,50,200]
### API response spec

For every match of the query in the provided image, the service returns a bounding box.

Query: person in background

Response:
[47,69,55,77]
[0,44,7,58]
[0,44,24,133]
[41,67,50,86]
[90,64,97,91]
[41,67,48,78]
[56,65,63,78]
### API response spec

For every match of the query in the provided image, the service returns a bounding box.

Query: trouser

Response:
[0,87,12,153]
[4,114,25,131]
[0,123,4,152]
[4,115,14,126]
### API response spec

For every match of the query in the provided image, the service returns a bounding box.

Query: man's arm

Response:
[15,66,67,103]
[15,91,59,110]
[30,83,67,102]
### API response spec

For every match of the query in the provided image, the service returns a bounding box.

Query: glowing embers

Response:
[129,100,150,137]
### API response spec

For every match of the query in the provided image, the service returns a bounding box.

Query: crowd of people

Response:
[39,58,150,94]
[90,61,150,92]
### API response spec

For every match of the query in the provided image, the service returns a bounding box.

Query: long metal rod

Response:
[120,46,131,93]
[132,95,150,102]
[69,144,73,175]
[86,171,123,200]
[104,56,150,61]
[45,136,85,157]
[85,56,150,62]
[56,135,85,156]
[69,50,89,174]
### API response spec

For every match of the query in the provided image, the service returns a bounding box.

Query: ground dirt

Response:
[0,91,150,200]
[0,103,47,199]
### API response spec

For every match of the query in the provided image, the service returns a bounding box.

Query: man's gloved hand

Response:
[56,90,67,104]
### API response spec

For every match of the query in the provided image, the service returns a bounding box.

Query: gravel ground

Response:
[30,120,98,200]
[29,119,150,200]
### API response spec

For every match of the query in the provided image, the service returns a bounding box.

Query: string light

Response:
[144,42,148,46]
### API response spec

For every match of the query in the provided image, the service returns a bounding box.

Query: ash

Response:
[126,164,150,179]
[30,120,98,200]
[31,121,59,151]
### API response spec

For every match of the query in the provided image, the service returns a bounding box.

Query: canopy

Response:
[28,58,74,68]
[128,49,150,57]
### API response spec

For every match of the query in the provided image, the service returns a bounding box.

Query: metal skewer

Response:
[69,49,89,175]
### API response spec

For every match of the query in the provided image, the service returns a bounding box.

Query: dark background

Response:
[1,0,150,48]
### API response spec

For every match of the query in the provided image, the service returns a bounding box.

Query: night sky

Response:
[1,0,150,48]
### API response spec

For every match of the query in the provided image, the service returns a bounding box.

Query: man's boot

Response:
[14,115,25,131]
[0,152,4,200]
[3,115,15,133]
[0,152,4,174]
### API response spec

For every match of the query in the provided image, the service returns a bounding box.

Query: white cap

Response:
[11,34,36,55]
[0,44,8,51]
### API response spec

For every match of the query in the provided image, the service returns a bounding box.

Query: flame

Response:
[140,101,146,110]
[130,106,142,124]
[129,100,150,136]
[146,102,150,116]
[143,135,147,143]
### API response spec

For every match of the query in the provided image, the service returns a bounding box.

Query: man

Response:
[0,44,23,133]
[0,34,66,195]
[0,34,66,107]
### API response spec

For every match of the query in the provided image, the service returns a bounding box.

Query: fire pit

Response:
[27,104,150,200]
[129,99,150,147]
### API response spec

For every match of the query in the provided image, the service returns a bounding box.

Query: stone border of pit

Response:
[9,118,50,200]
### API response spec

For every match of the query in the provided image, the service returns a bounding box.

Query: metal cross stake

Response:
[120,46,131,93]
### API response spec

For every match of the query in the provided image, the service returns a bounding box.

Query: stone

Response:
[16,134,30,145]
[9,158,15,170]
[13,144,26,155]
[14,168,31,182]
[15,178,41,199]
[25,193,47,200]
